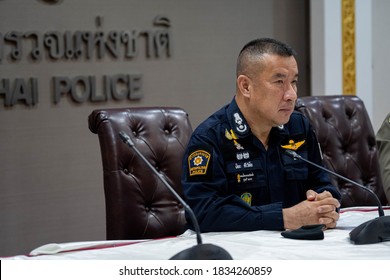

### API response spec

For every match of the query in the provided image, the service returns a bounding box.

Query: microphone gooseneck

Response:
[285,150,384,216]
[119,131,202,245]
[285,149,390,245]
[119,131,233,259]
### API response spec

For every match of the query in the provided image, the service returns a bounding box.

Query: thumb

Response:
[306,190,317,201]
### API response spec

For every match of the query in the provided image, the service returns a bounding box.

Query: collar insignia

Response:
[233,113,248,133]
[281,139,305,151]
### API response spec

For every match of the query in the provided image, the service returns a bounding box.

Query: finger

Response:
[323,221,337,229]
[315,190,332,200]
[317,197,341,208]
[306,190,317,201]
[329,211,340,221]
[317,204,336,214]
[318,217,335,225]
[319,210,340,222]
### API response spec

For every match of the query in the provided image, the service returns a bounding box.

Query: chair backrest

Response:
[88,107,192,240]
[295,95,388,207]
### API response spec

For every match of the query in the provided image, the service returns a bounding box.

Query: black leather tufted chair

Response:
[295,95,388,207]
[88,107,192,240]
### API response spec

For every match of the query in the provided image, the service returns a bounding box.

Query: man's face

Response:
[248,53,298,128]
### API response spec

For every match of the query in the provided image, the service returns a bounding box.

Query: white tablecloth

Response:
[3,207,390,260]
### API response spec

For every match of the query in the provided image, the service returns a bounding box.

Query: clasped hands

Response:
[283,190,340,230]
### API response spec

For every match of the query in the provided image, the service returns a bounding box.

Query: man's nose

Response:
[284,84,297,101]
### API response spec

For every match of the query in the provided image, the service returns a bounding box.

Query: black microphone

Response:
[285,149,390,245]
[119,131,233,259]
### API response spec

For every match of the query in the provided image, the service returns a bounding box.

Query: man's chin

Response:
[274,117,291,127]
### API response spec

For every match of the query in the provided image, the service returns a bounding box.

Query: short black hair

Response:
[236,38,297,77]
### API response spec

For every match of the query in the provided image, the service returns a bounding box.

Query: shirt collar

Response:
[226,97,290,140]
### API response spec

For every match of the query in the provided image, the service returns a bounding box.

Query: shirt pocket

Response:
[281,150,309,180]
[226,159,268,205]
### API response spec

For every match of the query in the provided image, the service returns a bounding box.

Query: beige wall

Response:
[0,0,309,256]
[372,0,390,131]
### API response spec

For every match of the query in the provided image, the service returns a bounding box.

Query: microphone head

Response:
[119,131,134,146]
[285,149,299,158]
[169,243,233,260]
[119,131,129,141]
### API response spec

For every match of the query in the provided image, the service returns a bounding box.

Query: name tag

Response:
[226,159,261,173]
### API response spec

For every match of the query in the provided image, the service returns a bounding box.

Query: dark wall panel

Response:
[0,0,309,256]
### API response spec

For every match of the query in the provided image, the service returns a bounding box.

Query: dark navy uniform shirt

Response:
[181,98,341,232]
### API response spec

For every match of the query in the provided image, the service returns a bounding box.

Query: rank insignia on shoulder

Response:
[188,150,211,176]
[281,139,305,151]
[240,192,252,206]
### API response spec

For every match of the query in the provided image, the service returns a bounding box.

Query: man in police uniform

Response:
[181,38,341,232]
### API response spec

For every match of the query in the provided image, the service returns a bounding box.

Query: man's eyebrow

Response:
[272,73,287,79]
[272,72,299,79]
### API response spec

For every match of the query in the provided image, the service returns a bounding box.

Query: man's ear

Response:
[237,75,251,98]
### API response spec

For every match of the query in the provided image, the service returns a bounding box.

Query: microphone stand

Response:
[119,131,233,259]
[285,149,390,244]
